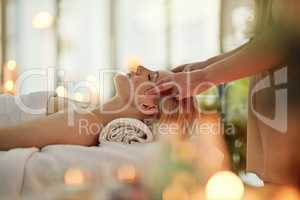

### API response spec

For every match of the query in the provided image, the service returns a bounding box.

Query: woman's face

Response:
[114,66,172,113]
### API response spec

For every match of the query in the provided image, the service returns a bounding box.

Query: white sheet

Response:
[0,148,38,199]
[0,143,161,199]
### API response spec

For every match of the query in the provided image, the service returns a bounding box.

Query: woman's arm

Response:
[0,110,101,150]
[0,96,146,150]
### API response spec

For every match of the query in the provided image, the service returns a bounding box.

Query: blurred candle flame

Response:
[5,80,14,92]
[117,165,137,182]
[64,168,86,186]
[205,171,244,200]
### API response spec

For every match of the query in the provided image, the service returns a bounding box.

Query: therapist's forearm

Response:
[185,42,249,72]
[202,36,284,85]
[203,43,249,68]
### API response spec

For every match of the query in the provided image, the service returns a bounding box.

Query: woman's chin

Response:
[114,73,126,82]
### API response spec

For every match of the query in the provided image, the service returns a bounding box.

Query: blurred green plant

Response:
[197,79,249,172]
[197,86,220,111]
[224,78,249,172]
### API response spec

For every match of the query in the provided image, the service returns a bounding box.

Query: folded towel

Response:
[99,118,154,144]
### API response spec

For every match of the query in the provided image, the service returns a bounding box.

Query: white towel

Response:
[99,118,154,144]
[0,91,54,128]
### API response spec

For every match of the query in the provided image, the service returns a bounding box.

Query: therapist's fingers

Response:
[172,63,196,73]
[145,75,174,94]
[183,64,195,72]
[156,76,174,85]
[171,64,187,73]
[136,95,160,115]
[137,94,160,105]
[145,82,176,95]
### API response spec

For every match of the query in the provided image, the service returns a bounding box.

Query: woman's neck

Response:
[102,95,127,113]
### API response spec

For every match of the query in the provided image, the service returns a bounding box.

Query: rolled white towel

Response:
[99,118,154,144]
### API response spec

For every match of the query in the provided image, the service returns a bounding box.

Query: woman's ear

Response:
[136,94,159,114]
[138,104,159,115]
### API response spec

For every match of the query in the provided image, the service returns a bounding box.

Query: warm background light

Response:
[74,92,83,102]
[117,165,137,182]
[205,171,244,200]
[6,60,17,71]
[64,168,86,186]
[163,184,189,200]
[5,80,14,92]
[273,187,300,200]
[125,56,142,73]
[32,11,54,29]
[55,86,67,97]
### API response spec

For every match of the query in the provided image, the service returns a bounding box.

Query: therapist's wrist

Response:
[189,69,213,95]
[191,69,208,83]
[199,67,219,85]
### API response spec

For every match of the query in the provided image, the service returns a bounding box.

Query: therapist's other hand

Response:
[146,70,210,100]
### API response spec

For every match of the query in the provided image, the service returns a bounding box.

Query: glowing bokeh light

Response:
[55,86,67,97]
[64,168,86,186]
[74,92,83,102]
[5,80,14,92]
[163,184,189,200]
[125,56,142,73]
[7,60,17,71]
[273,187,300,200]
[32,11,54,29]
[117,165,137,182]
[206,171,244,200]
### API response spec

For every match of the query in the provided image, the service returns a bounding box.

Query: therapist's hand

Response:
[146,70,210,100]
[171,61,210,73]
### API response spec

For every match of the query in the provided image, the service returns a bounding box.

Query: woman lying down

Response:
[0,66,230,175]
[0,66,228,151]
